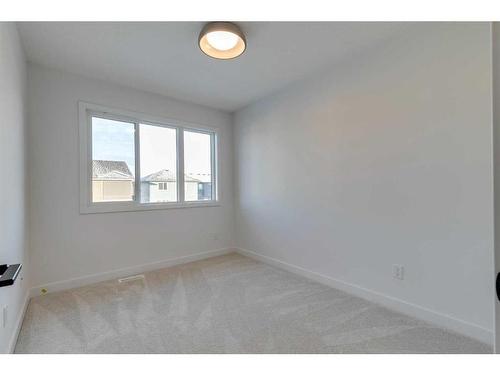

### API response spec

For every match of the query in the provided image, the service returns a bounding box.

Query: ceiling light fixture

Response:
[198,22,246,60]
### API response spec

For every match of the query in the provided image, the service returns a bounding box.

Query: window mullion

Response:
[134,122,141,205]
[211,133,217,201]
[87,111,93,205]
[178,128,185,203]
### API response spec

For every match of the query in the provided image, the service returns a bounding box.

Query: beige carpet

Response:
[15,253,491,353]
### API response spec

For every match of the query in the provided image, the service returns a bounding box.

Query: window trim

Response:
[79,101,220,214]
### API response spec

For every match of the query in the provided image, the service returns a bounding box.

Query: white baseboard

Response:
[30,247,234,298]
[235,247,494,346]
[8,291,30,354]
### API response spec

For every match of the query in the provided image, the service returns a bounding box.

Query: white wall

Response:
[234,23,494,342]
[0,23,28,353]
[27,64,234,289]
[493,22,500,352]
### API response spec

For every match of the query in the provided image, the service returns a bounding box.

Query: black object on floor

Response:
[0,263,22,287]
[497,272,500,302]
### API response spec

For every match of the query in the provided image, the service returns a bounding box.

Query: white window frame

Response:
[79,101,219,214]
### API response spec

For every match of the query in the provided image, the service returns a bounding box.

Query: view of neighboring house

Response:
[92,160,134,202]
[141,169,212,202]
[140,169,180,202]
[92,161,212,203]
[186,173,212,200]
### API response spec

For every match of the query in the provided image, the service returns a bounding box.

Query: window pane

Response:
[184,130,213,201]
[92,117,135,202]
[140,124,178,203]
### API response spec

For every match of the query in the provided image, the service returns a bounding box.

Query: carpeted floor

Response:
[15,253,492,353]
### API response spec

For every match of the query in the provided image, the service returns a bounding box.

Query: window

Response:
[79,102,218,213]
[140,124,177,203]
[91,117,135,203]
[184,130,214,202]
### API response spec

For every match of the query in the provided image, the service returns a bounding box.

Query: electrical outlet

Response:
[392,264,405,280]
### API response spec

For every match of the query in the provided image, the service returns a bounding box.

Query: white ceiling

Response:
[17,22,411,112]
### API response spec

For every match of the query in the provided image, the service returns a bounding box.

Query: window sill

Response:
[80,201,221,214]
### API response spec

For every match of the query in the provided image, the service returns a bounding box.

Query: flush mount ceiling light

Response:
[198,22,246,60]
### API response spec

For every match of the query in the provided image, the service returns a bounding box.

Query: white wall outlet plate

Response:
[392,264,405,280]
